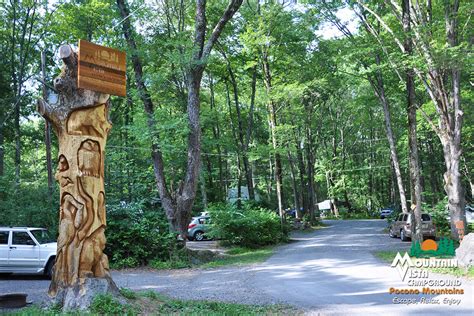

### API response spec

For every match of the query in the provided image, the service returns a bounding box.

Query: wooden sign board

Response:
[78,40,126,97]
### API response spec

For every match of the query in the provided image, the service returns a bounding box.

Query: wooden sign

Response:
[78,40,126,97]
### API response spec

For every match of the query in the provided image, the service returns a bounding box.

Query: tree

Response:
[117,0,243,237]
[315,1,409,215]
[356,0,469,240]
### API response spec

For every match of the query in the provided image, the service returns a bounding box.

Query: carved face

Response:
[78,140,101,178]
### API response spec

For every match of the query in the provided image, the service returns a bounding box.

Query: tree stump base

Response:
[52,277,122,311]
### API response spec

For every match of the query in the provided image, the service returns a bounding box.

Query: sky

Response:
[316,7,359,39]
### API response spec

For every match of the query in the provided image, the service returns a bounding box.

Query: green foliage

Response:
[140,290,162,300]
[429,197,451,237]
[0,175,58,234]
[373,250,398,263]
[156,297,292,315]
[387,210,402,226]
[149,248,191,270]
[120,288,138,300]
[1,0,472,274]
[200,246,275,269]
[430,266,474,279]
[207,203,289,248]
[90,294,137,315]
[105,202,181,268]
[409,241,422,257]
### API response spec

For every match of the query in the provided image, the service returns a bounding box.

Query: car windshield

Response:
[421,214,431,221]
[30,229,55,244]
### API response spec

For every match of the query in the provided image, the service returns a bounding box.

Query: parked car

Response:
[0,227,57,278]
[466,205,474,224]
[285,208,304,218]
[380,208,394,219]
[389,213,436,241]
[187,216,211,241]
[445,205,474,224]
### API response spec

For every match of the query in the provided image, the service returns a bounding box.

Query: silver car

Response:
[389,213,436,241]
[187,216,211,241]
[0,227,57,277]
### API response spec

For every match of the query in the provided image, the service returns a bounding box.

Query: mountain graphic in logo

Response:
[391,252,413,281]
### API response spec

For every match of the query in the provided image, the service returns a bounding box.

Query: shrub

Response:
[120,288,138,300]
[149,248,191,269]
[429,197,451,237]
[386,209,401,226]
[207,203,288,248]
[90,294,136,315]
[105,202,181,268]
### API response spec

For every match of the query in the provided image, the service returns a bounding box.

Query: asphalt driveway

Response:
[1,220,472,315]
[251,220,473,315]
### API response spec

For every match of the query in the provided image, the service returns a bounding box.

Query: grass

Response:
[298,222,330,233]
[147,245,277,270]
[373,250,398,263]
[8,290,299,316]
[430,266,474,278]
[199,245,276,268]
[372,250,474,279]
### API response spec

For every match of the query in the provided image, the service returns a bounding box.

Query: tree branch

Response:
[192,0,206,61]
[355,0,405,52]
[201,0,243,60]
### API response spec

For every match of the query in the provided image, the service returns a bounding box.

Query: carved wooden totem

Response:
[38,45,118,308]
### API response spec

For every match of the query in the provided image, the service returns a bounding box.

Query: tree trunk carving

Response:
[37,44,118,309]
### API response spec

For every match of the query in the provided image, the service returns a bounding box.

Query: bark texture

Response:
[402,0,423,242]
[37,45,118,309]
[372,54,408,214]
[117,0,243,238]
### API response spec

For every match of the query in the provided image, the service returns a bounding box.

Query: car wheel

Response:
[194,231,205,241]
[389,228,396,238]
[400,229,408,242]
[45,259,55,279]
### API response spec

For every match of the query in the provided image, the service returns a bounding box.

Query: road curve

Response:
[251,220,473,315]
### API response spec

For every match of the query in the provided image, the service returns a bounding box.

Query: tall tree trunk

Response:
[262,51,284,224]
[295,133,308,216]
[14,93,20,185]
[209,75,225,200]
[287,150,301,219]
[222,51,254,200]
[371,54,409,213]
[41,51,54,200]
[306,125,316,223]
[0,126,4,177]
[225,80,243,208]
[245,65,258,195]
[443,0,465,240]
[200,166,208,209]
[403,0,423,243]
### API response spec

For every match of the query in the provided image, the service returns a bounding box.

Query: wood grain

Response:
[78,40,126,97]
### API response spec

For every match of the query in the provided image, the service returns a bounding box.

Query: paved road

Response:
[252,220,473,315]
[1,220,473,315]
